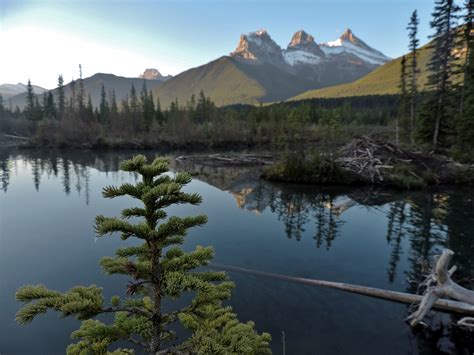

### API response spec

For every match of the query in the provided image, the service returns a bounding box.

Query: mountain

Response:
[319,28,390,65]
[153,28,390,107]
[0,83,48,100]
[290,41,434,100]
[139,68,172,81]
[7,73,169,110]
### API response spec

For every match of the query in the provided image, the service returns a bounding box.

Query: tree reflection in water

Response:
[1,149,473,353]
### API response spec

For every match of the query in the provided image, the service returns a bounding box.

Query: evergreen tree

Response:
[57,74,66,119]
[398,55,409,146]
[141,81,155,130]
[16,155,270,354]
[418,0,460,149]
[0,94,6,130]
[457,0,474,148]
[43,91,56,119]
[70,79,76,111]
[130,84,140,132]
[25,79,35,121]
[99,84,109,124]
[407,10,420,145]
[86,94,95,122]
[111,90,118,115]
[155,97,164,123]
[34,96,42,121]
[78,64,85,113]
[130,84,139,113]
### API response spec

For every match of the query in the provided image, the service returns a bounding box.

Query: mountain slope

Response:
[291,42,434,100]
[7,73,168,109]
[0,83,48,100]
[153,57,266,106]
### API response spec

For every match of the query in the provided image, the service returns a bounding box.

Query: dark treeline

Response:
[0,77,397,150]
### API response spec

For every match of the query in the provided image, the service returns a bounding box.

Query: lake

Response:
[0,149,473,355]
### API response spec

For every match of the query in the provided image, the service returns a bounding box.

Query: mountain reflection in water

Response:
[0,148,473,354]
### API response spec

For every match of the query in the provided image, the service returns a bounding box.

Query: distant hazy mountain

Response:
[139,68,173,81]
[153,28,390,107]
[0,83,48,100]
[8,73,170,109]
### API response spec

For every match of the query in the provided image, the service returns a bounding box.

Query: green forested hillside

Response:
[152,57,266,107]
[291,43,434,100]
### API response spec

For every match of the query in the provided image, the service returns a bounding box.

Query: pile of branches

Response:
[336,137,436,184]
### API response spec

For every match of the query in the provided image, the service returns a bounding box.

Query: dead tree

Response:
[407,249,474,328]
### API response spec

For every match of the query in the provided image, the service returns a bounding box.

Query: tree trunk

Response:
[410,102,415,146]
[212,263,474,316]
[395,117,400,146]
[150,247,162,354]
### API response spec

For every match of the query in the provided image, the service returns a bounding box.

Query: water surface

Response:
[0,149,473,354]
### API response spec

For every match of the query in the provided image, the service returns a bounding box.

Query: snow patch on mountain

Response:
[320,29,390,65]
[283,50,322,66]
[320,41,388,65]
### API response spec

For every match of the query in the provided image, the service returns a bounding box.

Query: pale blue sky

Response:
[1,0,445,88]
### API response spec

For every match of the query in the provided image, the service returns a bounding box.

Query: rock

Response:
[139,69,163,80]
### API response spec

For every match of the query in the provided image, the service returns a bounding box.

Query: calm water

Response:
[0,149,473,355]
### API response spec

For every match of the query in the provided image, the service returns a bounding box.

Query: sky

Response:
[0,0,443,89]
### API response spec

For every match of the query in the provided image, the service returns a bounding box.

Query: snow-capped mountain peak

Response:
[231,29,284,65]
[320,28,390,65]
[284,30,325,66]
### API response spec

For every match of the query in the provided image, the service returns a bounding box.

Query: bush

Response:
[263,150,353,184]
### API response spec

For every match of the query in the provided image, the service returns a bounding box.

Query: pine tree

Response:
[418,0,460,149]
[86,94,95,122]
[78,64,85,113]
[457,0,474,148]
[25,79,35,121]
[57,74,66,119]
[155,97,164,123]
[407,10,420,145]
[16,155,270,354]
[70,79,76,111]
[99,84,109,124]
[43,91,56,119]
[141,81,155,130]
[111,90,118,115]
[398,56,409,146]
[34,96,43,121]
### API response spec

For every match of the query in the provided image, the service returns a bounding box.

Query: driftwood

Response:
[176,154,273,167]
[336,137,420,183]
[211,262,474,317]
[335,137,473,185]
[407,249,474,327]
[2,134,29,141]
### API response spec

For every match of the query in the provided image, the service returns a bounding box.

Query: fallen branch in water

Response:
[2,134,29,141]
[210,262,474,317]
[406,249,474,327]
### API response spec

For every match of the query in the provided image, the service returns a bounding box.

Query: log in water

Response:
[211,263,474,316]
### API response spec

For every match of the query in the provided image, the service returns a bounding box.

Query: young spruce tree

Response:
[16,155,271,354]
